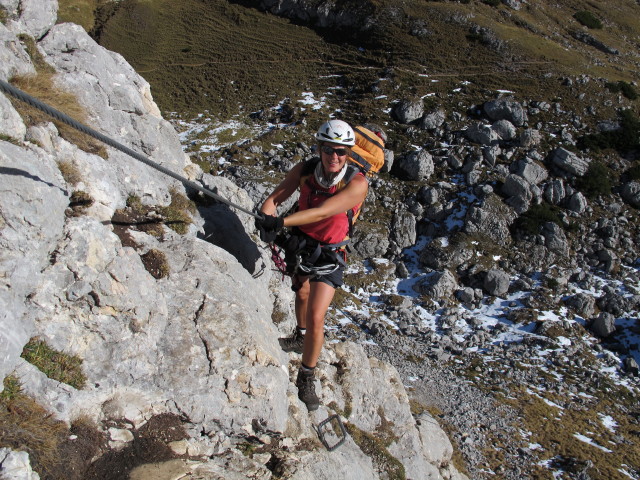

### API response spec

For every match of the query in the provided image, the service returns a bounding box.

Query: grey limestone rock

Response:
[484,268,510,297]
[396,149,434,181]
[550,148,590,177]
[393,98,425,124]
[621,181,640,208]
[483,97,528,127]
[2,0,56,40]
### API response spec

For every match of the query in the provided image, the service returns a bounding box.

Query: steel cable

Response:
[0,78,261,219]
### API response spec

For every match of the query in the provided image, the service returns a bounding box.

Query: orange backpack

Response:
[349,125,385,175]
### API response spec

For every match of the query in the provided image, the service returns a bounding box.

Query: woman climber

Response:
[255,119,369,411]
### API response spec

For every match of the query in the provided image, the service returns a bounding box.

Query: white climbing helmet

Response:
[315,119,355,146]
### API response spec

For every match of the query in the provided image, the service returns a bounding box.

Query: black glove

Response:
[255,214,284,243]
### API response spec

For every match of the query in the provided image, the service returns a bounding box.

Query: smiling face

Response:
[320,142,350,176]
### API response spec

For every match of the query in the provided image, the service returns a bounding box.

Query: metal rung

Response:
[316,414,348,451]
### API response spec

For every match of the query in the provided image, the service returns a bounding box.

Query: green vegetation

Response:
[625,163,640,181]
[345,423,406,480]
[482,0,501,7]
[0,375,22,402]
[575,161,613,199]
[578,109,640,153]
[512,203,563,236]
[56,0,98,32]
[574,11,603,29]
[121,188,196,237]
[0,133,20,145]
[21,338,86,389]
[0,5,8,25]
[606,80,638,100]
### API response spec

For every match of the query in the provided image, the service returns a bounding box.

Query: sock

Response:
[300,362,315,374]
[297,327,306,336]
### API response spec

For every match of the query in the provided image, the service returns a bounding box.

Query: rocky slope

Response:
[2,0,640,479]
[0,1,468,480]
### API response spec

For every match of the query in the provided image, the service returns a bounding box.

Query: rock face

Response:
[0,6,466,480]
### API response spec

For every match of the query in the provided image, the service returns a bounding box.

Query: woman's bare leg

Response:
[301,281,335,368]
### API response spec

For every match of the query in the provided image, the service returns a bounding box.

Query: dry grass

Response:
[0,377,68,479]
[10,34,107,158]
[58,160,83,185]
[10,74,108,158]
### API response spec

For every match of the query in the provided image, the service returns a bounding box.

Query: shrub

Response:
[576,161,613,198]
[605,81,638,100]
[625,163,640,181]
[512,203,562,236]
[577,109,640,153]
[574,11,602,29]
[482,0,501,6]
[0,5,8,24]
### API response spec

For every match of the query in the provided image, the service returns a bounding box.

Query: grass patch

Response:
[21,337,86,389]
[0,377,70,479]
[114,188,195,241]
[58,160,83,185]
[345,423,406,480]
[9,74,108,159]
[56,0,99,32]
[574,11,603,30]
[159,188,196,235]
[66,190,95,217]
[0,133,20,145]
[0,5,8,25]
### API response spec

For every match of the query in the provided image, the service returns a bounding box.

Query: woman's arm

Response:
[259,162,305,216]
[283,175,368,228]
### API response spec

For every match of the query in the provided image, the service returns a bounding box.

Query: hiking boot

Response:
[295,369,320,411]
[279,327,305,354]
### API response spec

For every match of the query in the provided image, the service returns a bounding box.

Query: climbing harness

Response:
[0,79,261,219]
[316,414,348,451]
[271,229,348,279]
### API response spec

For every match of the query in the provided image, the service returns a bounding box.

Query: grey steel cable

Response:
[0,79,261,219]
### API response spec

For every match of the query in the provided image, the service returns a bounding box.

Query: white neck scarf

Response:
[314,161,348,189]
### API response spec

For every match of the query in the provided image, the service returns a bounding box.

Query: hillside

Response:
[2,0,640,479]
[81,1,640,478]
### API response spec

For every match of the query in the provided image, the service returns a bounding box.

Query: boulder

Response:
[395,149,434,181]
[483,97,528,127]
[550,148,590,176]
[3,0,57,39]
[392,98,424,124]
[621,181,640,208]
[590,312,617,338]
[483,269,510,297]
[0,23,36,80]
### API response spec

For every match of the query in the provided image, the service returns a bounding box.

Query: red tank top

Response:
[298,168,365,245]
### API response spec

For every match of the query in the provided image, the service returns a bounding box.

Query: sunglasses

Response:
[321,145,348,157]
